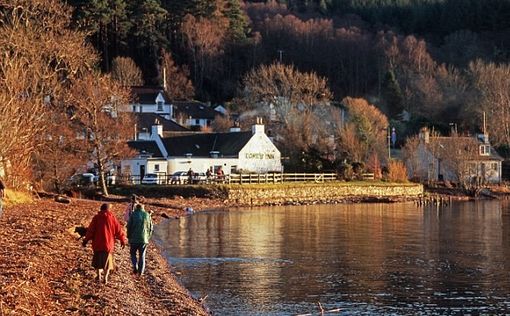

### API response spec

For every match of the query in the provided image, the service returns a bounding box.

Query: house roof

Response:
[130,86,170,104]
[428,136,503,161]
[172,101,219,120]
[134,113,188,132]
[162,131,253,157]
[127,140,164,158]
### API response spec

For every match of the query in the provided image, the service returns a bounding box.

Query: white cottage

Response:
[122,122,282,180]
[129,86,173,120]
[406,128,503,185]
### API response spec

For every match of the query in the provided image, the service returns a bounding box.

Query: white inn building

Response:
[121,122,282,179]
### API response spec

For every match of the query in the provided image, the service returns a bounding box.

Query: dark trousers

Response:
[130,243,148,275]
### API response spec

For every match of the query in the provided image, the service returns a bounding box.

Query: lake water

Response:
[154,201,510,315]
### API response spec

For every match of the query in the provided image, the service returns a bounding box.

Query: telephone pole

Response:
[277,50,284,63]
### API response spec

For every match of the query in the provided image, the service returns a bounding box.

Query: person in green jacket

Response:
[127,204,153,276]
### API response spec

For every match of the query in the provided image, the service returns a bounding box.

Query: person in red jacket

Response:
[83,203,126,284]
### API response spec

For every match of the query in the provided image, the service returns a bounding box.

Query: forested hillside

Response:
[2,0,510,186]
[63,0,510,137]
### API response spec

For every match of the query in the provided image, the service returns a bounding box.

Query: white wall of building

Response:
[121,158,168,177]
[124,123,283,181]
[131,104,172,118]
[238,131,282,173]
[168,157,239,175]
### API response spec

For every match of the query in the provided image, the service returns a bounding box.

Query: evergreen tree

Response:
[67,0,131,71]
[222,0,249,42]
[128,0,168,82]
[382,70,404,119]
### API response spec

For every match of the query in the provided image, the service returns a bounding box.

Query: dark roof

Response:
[130,86,170,104]
[127,140,163,158]
[429,136,503,161]
[134,113,188,132]
[172,101,219,120]
[162,131,253,157]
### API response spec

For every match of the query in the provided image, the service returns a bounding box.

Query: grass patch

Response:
[4,189,33,206]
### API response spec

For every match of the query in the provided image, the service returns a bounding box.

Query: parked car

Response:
[141,173,159,185]
[170,171,188,184]
[192,172,207,184]
[69,173,97,187]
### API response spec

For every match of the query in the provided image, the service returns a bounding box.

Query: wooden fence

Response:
[116,172,339,185]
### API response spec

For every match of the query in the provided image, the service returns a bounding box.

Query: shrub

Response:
[4,189,33,206]
[387,160,408,182]
[338,162,354,180]
[366,152,382,179]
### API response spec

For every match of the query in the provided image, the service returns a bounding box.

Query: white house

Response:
[129,86,173,120]
[172,101,221,130]
[406,128,503,185]
[121,125,168,180]
[122,121,282,180]
[127,87,224,130]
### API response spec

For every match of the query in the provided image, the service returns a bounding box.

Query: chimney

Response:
[229,121,241,132]
[252,117,265,135]
[151,124,163,138]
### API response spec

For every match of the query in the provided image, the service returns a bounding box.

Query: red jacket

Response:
[85,210,126,252]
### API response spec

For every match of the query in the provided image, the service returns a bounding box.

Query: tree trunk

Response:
[95,146,109,196]
[53,162,61,193]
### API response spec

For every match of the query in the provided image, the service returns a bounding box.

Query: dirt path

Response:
[0,197,222,315]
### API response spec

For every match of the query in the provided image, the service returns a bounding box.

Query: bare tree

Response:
[0,0,97,187]
[181,14,226,92]
[402,135,421,180]
[468,60,510,147]
[161,50,194,100]
[242,63,332,125]
[66,73,135,196]
[337,123,367,163]
[428,134,480,188]
[111,56,144,86]
[241,63,334,170]
[211,113,234,132]
[32,112,87,192]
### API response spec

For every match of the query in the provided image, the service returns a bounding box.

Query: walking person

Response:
[206,167,212,183]
[0,177,5,218]
[216,166,225,183]
[187,168,194,184]
[82,203,126,284]
[123,194,138,223]
[127,204,153,276]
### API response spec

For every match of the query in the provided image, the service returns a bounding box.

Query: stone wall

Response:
[227,183,423,206]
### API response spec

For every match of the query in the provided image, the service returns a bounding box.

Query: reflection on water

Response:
[154,201,510,315]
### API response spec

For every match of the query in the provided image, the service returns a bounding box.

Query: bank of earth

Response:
[0,196,222,315]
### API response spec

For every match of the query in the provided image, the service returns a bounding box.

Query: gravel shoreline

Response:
[0,196,224,315]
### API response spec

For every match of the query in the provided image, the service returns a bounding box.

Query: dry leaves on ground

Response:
[0,197,222,315]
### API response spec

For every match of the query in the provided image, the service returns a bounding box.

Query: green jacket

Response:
[127,209,153,244]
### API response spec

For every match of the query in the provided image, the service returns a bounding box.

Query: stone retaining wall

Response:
[227,183,423,206]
